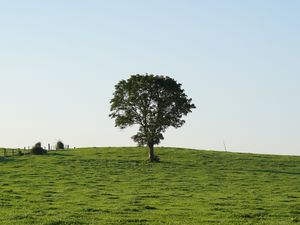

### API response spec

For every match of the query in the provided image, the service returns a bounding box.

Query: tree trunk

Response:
[148,144,155,162]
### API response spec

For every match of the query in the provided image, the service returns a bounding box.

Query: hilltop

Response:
[0,147,299,224]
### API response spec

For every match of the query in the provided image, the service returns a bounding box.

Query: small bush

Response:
[17,149,24,156]
[56,141,65,150]
[31,142,47,155]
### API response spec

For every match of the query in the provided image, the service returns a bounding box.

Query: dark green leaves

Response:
[110,74,196,146]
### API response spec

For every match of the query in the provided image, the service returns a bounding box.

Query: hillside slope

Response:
[0,147,299,224]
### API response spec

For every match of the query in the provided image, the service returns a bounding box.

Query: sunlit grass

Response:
[0,147,299,224]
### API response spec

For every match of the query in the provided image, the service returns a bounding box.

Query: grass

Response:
[0,147,299,224]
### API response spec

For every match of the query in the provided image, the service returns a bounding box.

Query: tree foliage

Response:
[110,74,195,161]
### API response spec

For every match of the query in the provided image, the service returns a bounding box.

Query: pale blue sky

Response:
[0,0,299,155]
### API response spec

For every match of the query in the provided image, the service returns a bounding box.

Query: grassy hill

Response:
[0,147,299,225]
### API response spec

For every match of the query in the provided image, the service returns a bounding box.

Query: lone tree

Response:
[109,74,196,162]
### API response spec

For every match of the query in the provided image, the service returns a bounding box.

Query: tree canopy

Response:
[110,74,196,161]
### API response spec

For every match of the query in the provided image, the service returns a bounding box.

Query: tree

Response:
[109,74,196,162]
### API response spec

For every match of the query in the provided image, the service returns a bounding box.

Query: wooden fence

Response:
[0,148,30,157]
[0,145,71,158]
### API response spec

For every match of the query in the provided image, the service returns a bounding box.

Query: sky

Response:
[0,0,299,155]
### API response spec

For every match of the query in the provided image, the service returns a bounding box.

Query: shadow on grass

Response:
[242,169,300,175]
[45,151,74,157]
[0,157,17,163]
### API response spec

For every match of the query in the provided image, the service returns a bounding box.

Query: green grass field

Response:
[0,147,299,224]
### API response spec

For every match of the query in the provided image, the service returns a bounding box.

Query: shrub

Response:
[31,142,47,155]
[56,141,65,150]
[17,149,24,156]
